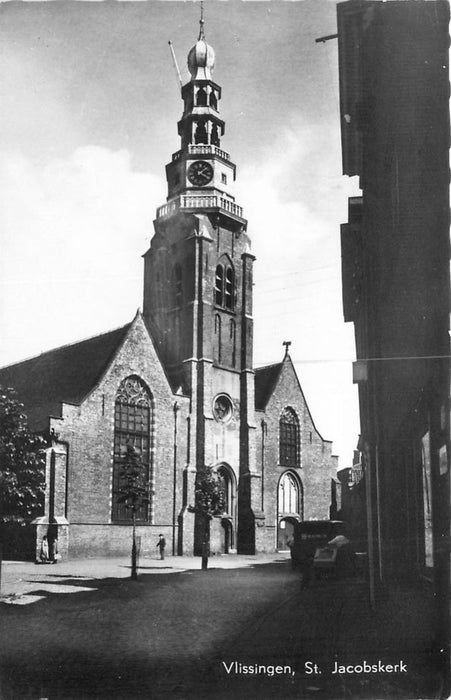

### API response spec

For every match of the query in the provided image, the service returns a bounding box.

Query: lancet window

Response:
[214,261,235,311]
[112,376,152,522]
[279,407,300,467]
[279,472,300,514]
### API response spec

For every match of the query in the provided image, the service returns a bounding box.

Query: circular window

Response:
[213,394,233,423]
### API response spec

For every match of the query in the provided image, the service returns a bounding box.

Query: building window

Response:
[215,261,235,311]
[278,472,300,514]
[215,265,224,306]
[230,319,236,367]
[195,121,208,145]
[174,264,182,306]
[225,267,234,309]
[211,123,220,147]
[217,466,233,515]
[279,407,299,467]
[221,173,227,184]
[214,314,222,364]
[196,87,207,106]
[112,376,152,522]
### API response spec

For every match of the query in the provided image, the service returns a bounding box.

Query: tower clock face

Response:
[187,160,214,187]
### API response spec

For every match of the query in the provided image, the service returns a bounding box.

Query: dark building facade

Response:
[0,22,337,560]
[337,0,449,630]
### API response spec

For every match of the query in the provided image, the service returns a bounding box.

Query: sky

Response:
[0,0,360,469]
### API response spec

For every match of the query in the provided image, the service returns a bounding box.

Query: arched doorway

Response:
[277,471,303,550]
[277,516,298,551]
[217,465,237,553]
[221,518,233,553]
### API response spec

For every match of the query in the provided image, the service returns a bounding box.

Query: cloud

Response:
[233,121,360,465]
[0,146,163,364]
[0,136,360,468]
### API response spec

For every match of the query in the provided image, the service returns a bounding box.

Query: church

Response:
[0,20,337,560]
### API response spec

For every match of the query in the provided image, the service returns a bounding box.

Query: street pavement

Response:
[0,553,446,700]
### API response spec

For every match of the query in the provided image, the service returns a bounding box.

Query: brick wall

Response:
[256,357,334,551]
[49,313,190,558]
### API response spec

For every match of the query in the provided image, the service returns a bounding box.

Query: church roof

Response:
[0,323,131,431]
[254,362,283,410]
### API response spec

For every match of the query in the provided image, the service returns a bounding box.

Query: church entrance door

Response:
[277,517,297,551]
[221,518,233,554]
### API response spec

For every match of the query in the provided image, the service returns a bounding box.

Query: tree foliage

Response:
[116,444,150,515]
[0,386,46,524]
[191,466,226,520]
[189,466,226,569]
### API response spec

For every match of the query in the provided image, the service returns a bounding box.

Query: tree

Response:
[0,386,46,527]
[116,444,150,580]
[189,466,226,570]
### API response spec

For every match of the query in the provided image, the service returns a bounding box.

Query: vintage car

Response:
[290,520,354,578]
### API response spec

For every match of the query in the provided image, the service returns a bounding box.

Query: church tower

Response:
[143,18,261,554]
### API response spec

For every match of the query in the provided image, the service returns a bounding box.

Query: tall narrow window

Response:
[214,314,222,364]
[225,267,234,309]
[230,319,236,368]
[279,472,299,514]
[196,87,207,106]
[112,377,152,522]
[279,407,299,467]
[195,121,208,145]
[211,124,220,147]
[218,466,232,515]
[210,90,218,110]
[174,264,182,307]
[215,259,235,311]
[215,265,224,306]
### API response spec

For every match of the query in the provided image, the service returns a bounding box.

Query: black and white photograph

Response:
[0,1,449,698]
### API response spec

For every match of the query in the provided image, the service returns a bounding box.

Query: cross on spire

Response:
[283,341,291,357]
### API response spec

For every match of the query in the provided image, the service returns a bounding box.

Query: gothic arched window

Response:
[279,407,299,467]
[112,376,152,522]
[217,466,234,516]
[215,261,235,311]
[215,265,224,306]
[225,267,234,309]
[194,121,208,145]
[278,472,300,514]
[210,90,218,110]
[211,123,220,147]
[196,87,207,106]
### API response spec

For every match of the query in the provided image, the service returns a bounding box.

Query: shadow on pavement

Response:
[0,560,445,700]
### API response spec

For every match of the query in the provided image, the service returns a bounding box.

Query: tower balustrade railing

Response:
[172,145,230,162]
[157,194,243,219]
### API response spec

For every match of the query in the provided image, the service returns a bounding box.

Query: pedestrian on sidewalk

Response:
[50,537,59,564]
[156,534,166,560]
[39,536,49,564]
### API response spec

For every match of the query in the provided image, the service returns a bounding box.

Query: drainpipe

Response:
[172,402,180,556]
[261,420,267,511]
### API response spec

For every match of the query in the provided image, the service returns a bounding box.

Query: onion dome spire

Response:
[187,5,215,80]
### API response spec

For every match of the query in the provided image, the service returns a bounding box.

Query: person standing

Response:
[40,536,49,564]
[156,534,166,560]
[50,537,59,564]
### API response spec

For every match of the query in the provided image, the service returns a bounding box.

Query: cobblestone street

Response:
[0,554,445,699]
